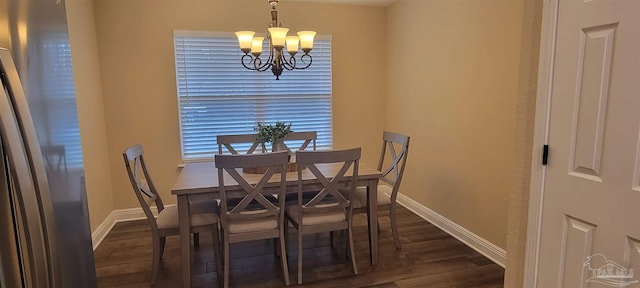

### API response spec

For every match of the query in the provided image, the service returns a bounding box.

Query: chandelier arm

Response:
[240,54,272,72]
[255,57,273,72]
[255,55,273,72]
[280,54,296,71]
[241,54,262,71]
[293,53,312,70]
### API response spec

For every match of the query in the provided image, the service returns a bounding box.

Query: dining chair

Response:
[252,130,317,153]
[278,131,318,201]
[285,148,361,284]
[217,131,317,154]
[42,144,69,189]
[122,144,222,285]
[215,151,291,287]
[352,131,410,249]
[42,144,67,174]
[278,131,317,152]
[216,133,261,155]
[216,133,279,203]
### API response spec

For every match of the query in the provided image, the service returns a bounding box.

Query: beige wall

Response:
[65,0,114,232]
[92,0,387,209]
[386,0,524,249]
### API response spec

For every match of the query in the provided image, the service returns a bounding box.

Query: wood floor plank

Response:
[94,206,504,287]
[394,264,505,288]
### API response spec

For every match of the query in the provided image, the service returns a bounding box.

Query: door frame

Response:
[523,0,560,286]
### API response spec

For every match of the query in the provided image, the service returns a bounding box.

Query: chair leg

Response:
[284,221,289,255]
[151,236,162,285]
[223,234,230,288]
[345,229,350,259]
[193,232,200,246]
[390,204,401,249]
[159,236,166,259]
[279,228,290,286]
[297,229,303,285]
[330,231,336,248]
[347,224,358,275]
[211,226,223,277]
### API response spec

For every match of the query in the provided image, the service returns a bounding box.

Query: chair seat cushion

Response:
[351,184,393,208]
[286,205,345,226]
[156,205,218,230]
[228,216,278,234]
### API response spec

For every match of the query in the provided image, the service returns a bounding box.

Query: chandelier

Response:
[235,0,316,80]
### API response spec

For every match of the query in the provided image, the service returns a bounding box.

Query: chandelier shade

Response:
[297,31,316,52]
[235,0,316,80]
[285,36,299,55]
[235,31,255,53]
[251,37,265,56]
[267,27,289,48]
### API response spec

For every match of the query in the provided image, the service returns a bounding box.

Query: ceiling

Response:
[287,0,397,6]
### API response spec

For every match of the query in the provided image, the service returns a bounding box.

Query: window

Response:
[173,31,333,160]
[31,32,83,168]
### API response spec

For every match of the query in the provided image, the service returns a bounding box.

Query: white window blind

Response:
[174,31,333,160]
[34,33,83,168]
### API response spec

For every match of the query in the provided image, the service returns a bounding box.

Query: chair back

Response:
[377,131,410,200]
[260,131,318,153]
[42,144,67,173]
[122,144,163,229]
[215,151,289,225]
[216,133,261,155]
[280,131,317,152]
[295,148,361,213]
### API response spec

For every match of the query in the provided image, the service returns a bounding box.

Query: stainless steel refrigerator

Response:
[0,0,97,287]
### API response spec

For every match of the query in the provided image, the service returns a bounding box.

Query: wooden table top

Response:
[171,161,382,196]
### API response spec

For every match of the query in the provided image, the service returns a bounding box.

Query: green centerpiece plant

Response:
[254,121,293,152]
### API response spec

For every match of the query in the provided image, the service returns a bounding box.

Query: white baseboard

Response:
[91,205,164,251]
[91,211,116,251]
[394,192,507,267]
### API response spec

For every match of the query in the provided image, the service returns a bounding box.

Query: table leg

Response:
[178,195,191,287]
[368,180,378,265]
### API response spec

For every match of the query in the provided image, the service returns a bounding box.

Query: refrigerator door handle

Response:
[0,143,24,288]
[0,48,56,288]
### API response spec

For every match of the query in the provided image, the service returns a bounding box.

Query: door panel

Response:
[536,0,640,287]
[569,23,615,181]
[558,216,596,287]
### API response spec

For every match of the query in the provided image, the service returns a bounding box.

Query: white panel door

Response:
[536,0,640,287]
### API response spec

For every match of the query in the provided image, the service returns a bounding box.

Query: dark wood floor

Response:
[94,206,504,287]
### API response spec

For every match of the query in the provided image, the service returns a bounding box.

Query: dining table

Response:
[171,160,382,288]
